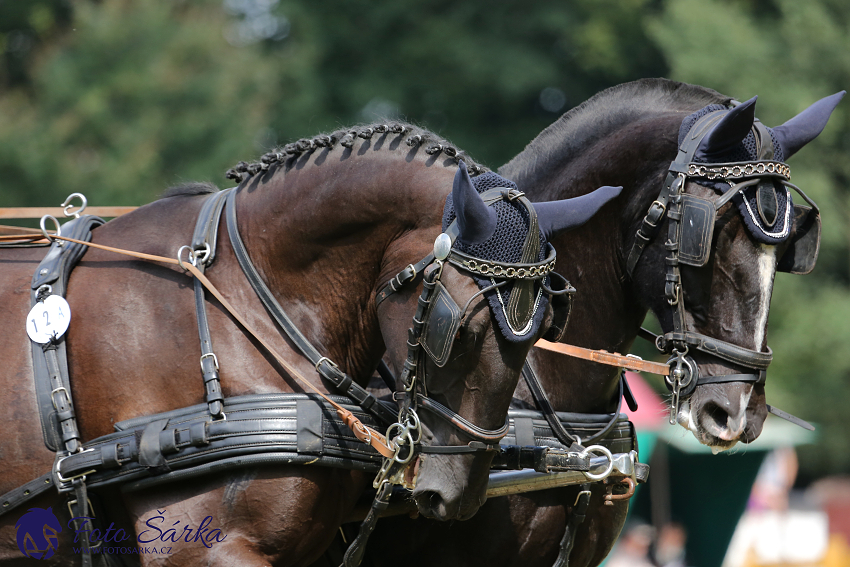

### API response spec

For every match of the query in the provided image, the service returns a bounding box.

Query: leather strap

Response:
[342,480,393,567]
[659,331,773,370]
[191,190,231,418]
[0,474,54,514]
[534,339,670,375]
[69,479,94,567]
[224,189,396,426]
[30,214,104,452]
[521,362,580,447]
[553,484,592,567]
[415,395,509,443]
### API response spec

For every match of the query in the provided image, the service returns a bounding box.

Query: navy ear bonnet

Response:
[679,104,792,245]
[442,172,549,342]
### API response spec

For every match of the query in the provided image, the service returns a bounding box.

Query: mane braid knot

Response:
[225,121,487,182]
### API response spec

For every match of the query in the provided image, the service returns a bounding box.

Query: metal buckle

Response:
[667,283,680,306]
[574,489,592,506]
[55,449,97,490]
[645,200,667,227]
[580,445,615,482]
[67,496,95,520]
[50,387,71,411]
[315,356,339,373]
[200,352,219,371]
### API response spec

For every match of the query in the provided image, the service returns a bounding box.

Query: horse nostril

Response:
[703,401,728,431]
[414,490,448,520]
[701,400,746,440]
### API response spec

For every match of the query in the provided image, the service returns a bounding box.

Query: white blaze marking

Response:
[753,244,777,349]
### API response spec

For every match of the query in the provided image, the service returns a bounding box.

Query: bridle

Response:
[372,187,572,488]
[339,187,573,567]
[625,108,820,423]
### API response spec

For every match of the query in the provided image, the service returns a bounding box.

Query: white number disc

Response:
[26,295,71,344]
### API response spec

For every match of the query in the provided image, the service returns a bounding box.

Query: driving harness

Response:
[1,180,621,567]
[626,105,818,429]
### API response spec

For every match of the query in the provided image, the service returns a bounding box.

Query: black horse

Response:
[359,79,842,567]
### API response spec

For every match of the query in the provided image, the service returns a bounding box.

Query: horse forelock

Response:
[500,78,731,185]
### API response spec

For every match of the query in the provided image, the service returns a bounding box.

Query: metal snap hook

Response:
[61,193,88,218]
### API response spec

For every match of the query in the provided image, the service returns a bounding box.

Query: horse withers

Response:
[0,123,618,565]
[361,80,843,567]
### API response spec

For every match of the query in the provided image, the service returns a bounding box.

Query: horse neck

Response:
[502,112,685,412]
[234,151,448,384]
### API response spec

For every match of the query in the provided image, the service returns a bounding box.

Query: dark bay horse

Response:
[361,79,843,567]
[0,123,615,565]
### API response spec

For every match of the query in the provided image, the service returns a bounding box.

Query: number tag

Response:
[26,295,71,344]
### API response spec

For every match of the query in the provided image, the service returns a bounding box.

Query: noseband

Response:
[625,109,818,423]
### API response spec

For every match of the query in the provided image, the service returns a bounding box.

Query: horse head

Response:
[378,161,619,520]
[632,91,844,450]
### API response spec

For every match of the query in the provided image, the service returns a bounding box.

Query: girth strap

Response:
[224,189,396,426]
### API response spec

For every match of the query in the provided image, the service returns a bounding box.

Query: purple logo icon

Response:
[15,507,62,559]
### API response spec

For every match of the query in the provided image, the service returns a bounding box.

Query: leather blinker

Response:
[420,281,462,367]
[777,204,821,275]
[757,180,779,227]
[678,195,716,267]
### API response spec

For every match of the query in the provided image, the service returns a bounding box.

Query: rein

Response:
[35,232,398,459]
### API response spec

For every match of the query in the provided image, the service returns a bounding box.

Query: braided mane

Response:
[225,121,487,183]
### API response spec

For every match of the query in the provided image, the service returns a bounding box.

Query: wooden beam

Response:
[0,206,137,219]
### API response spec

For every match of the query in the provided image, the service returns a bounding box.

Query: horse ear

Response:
[695,96,758,160]
[535,186,622,240]
[773,91,845,159]
[453,161,497,246]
